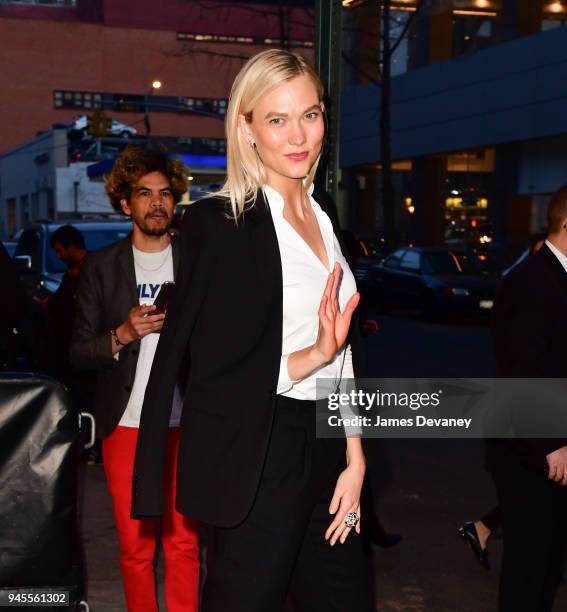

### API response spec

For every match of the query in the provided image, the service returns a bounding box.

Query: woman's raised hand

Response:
[314,263,360,365]
[286,263,360,382]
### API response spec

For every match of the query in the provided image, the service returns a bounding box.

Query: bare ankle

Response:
[474,520,491,549]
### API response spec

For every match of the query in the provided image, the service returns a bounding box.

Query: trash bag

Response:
[0,374,84,608]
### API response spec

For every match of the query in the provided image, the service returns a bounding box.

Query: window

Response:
[542,18,567,30]
[423,251,480,275]
[15,229,41,270]
[453,14,498,56]
[20,195,30,227]
[177,32,313,48]
[31,193,39,220]
[176,137,226,154]
[2,0,75,5]
[54,90,228,117]
[6,198,17,236]
[54,90,102,110]
[383,249,405,269]
[400,250,420,271]
[46,227,131,273]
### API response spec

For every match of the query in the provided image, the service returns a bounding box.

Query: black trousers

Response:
[202,395,375,612]
[481,506,501,532]
[492,462,567,612]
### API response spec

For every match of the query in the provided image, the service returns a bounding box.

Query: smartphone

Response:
[149,281,175,316]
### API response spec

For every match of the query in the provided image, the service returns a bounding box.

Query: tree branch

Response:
[190,0,315,30]
[170,45,251,62]
[390,0,427,56]
[341,51,382,88]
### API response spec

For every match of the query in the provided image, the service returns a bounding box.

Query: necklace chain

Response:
[133,246,170,272]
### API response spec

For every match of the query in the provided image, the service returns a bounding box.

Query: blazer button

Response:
[124,384,132,392]
[131,349,139,356]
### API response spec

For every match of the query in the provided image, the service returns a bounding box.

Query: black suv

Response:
[14,220,132,298]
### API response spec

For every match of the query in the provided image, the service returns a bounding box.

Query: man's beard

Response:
[139,212,171,236]
[140,224,169,237]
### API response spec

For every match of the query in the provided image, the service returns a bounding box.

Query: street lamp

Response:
[144,79,162,139]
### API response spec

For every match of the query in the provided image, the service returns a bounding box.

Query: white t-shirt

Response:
[118,244,183,428]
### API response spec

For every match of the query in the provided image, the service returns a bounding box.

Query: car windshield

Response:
[423,251,485,275]
[46,226,131,272]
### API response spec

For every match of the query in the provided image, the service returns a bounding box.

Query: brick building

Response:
[340,0,567,255]
[0,0,314,149]
[0,0,314,235]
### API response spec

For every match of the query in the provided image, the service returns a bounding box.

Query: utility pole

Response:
[315,0,343,221]
[73,181,80,216]
[278,0,288,49]
[380,0,396,249]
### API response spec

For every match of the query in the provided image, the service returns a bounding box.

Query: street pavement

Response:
[80,314,567,611]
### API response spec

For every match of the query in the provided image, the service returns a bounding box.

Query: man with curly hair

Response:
[71,145,199,612]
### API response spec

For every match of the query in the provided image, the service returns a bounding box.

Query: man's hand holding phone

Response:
[111,283,174,352]
[117,305,166,345]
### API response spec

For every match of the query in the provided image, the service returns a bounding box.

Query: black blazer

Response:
[487,243,567,471]
[70,235,180,439]
[131,190,363,527]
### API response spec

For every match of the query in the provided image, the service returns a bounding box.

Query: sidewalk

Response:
[80,440,567,611]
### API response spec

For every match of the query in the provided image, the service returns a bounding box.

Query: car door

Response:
[397,249,423,309]
[14,228,43,295]
[377,249,405,308]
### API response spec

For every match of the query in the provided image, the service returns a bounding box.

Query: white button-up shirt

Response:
[545,239,567,274]
[263,184,357,401]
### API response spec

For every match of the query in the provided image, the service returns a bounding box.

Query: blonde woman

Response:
[132,49,374,611]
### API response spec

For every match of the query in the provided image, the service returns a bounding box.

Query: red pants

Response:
[103,426,200,612]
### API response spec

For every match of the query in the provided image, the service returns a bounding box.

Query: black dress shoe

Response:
[458,521,490,570]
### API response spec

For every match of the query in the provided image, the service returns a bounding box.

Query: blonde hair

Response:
[217,49,325,221]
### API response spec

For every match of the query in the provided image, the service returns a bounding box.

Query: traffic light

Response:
[86,112,97,136]
[86,111,111,137]
[102,114,112,136]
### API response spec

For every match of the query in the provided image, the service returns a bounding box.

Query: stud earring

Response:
[248,139,255,148]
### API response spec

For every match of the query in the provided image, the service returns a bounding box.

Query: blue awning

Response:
[87,158,115,178]
[87,153,227,179]
[176,154,227,169]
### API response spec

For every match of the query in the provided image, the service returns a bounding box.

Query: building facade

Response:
[0,0,314,236]
[340,0,567,256]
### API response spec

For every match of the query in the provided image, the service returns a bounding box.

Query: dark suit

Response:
[132,191,372,611]
[489,243,567,612]
[70,234,201,610]
[70,235,180,438]
[132,190,363,526]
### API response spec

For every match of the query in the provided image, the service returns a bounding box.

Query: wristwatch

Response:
[110,329,127,347]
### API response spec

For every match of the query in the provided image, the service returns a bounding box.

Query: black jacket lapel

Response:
[246,191,283,298]
[246,191,283,391]
[540,244,567,302]
[117,237,139,308]
[172,237,180,279]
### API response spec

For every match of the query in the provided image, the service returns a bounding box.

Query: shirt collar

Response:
[262,183,315,216]
[545,239,567,274]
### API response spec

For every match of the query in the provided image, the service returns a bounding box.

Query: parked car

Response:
[501,235,546,276]
[365,246,500,318]
[343,232,389,290]
[2,240,17,258]
[68,114,137,138]
[13,220,132,298]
